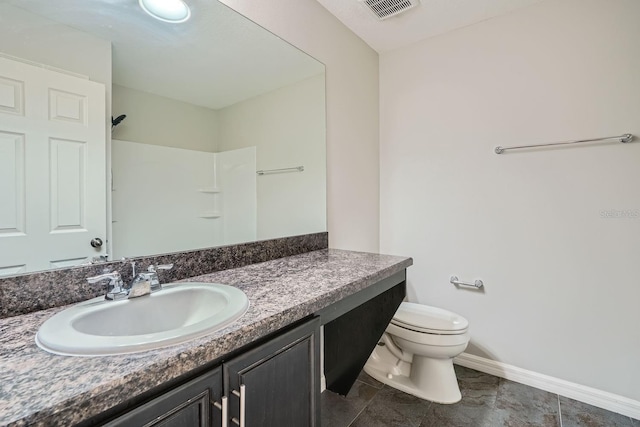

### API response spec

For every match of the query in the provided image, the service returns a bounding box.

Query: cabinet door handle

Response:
[213,396,228,427]
[231,384,246,427]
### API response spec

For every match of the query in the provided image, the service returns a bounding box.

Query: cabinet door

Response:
[105,367,225,427]
[224,317,320,427]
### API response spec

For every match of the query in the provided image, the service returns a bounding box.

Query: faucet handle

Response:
[146,264,173,292]
[86,271,121,284]
[86,271,127,300]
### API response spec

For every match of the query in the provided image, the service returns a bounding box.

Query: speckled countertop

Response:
[0,249,412,427]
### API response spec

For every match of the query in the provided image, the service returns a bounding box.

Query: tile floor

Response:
[321,366,640,427]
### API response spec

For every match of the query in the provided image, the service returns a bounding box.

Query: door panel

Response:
[48,88,88,125]
[50,138,85,231]
[0,131,25,235]
[0,75,24,115]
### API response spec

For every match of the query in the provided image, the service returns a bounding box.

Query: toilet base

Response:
[363,342,462,404]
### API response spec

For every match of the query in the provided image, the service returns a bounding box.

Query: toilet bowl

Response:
[363,302,469,404]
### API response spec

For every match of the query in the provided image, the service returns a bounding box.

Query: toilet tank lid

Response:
[394,302,469,332]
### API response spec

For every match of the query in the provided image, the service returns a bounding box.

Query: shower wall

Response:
[215,147,257,245]
[111,140,256,258]
[112,74,326,242]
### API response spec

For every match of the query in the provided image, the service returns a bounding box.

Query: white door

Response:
[0,56,106,275]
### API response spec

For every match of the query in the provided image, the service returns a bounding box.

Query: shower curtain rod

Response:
[494,133,633,154]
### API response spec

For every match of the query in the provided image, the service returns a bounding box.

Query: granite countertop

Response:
[0,249,412,426]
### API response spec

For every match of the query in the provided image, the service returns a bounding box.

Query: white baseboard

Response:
[454,353,640,421]
[321,374,326,393]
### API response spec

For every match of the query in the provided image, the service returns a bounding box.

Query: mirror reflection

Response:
[0,0,326,276]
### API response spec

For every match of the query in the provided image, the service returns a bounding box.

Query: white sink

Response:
[36,282,249,356]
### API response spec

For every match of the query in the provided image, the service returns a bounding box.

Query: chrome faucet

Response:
[87,263,174,300]
[86,270,128,300]
[125,261,154,298]
[128,271,153,298]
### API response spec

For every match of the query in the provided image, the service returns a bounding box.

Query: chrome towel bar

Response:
[495,133,633,154]
[450,276,483,289]
[256,166,304,175]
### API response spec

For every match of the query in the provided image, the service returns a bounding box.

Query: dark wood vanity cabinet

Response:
[225,317,320,427]
[103,317,320,427]
[104,367,224,427]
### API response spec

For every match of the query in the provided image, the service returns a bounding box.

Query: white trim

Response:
[454,353,640,421]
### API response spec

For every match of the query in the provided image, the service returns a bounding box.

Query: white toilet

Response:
[363,302,469,404]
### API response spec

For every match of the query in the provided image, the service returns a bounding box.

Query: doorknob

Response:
[90,238,103,248]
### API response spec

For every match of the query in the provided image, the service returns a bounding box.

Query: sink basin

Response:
[36,282,249,356]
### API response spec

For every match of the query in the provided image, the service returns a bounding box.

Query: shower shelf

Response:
[198,212,221,219]
[197,188,220,193]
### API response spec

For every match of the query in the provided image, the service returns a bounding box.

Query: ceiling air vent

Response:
[359,0,419,20]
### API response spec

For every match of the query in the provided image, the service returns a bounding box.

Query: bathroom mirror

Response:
[0,0,326,276]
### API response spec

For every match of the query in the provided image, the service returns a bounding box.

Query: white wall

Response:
[219,0,380,252]
[112,85,219,152]
[0,4,111,88]
[380,0,640,401]
[218,75,326,240]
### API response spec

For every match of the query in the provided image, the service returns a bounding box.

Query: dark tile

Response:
[455,366,500,405]
[419,366,500,427]
[560,396,636,427]
[350,385,431,427]
[492,379,560,426]
[343,367,634,427]
[321,380,379,427]
[419,401,497,427]
[357,370,384,389]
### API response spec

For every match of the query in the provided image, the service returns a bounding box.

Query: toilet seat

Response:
[390,319,468,335]
[387,322,470,347]
[391,302,469,335]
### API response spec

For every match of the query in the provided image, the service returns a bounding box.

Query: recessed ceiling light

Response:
[139,0,191,23]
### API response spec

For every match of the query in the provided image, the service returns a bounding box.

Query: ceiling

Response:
[316,0,546,53]
[0,0,324,109]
